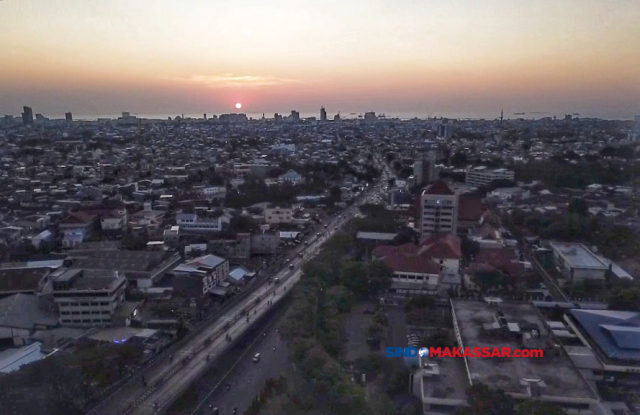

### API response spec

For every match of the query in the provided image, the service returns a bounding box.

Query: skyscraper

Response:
[413,153,437,186]
[65,112,73,122]
[364,111,377,123]
[320,107,327,122]
[290,110,300,123]
[436,120,453,139]
[22,106,34,125]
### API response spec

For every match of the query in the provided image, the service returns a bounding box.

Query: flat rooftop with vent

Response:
[451,300,597,407]
[549,242,609,281]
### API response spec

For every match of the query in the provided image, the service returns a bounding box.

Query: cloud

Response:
[164,73,301,88]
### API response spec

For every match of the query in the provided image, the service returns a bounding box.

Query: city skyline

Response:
[1,0,640,119]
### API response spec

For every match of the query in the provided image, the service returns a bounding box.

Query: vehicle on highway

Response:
[289,263,294,269]
[324,224,328,228]
[316,232,320,236]
[253,353,261,362]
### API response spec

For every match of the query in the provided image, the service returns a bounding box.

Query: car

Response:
[253,353,261,362]
[324,224,328,228]
[316,232,320,237]
[274,277,281,283]
[289,263,294,269]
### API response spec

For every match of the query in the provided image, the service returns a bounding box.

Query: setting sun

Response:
[235,103,242,109]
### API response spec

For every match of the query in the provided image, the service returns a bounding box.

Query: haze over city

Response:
[2,0,640,119]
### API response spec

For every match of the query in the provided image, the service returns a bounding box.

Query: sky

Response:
[1,0,639,119]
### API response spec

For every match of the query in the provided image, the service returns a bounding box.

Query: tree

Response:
[515,400,565,415]
[405,295,435,311]
[374,309,389,327]
[229,215,258,233]
[366,324,384,339]
[608,288,640,312]
[451,151,467,167]
[455,383,515,415]
[461,238,480,260]
[367,260,393,296]
[568,198,588,217]
[330,185,342,201]
[599,146,616,158]
[472,269,507,292]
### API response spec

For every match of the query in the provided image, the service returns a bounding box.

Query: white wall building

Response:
[100,209,128,231]
[201,186,227,199]
[176,212,231,233]
[465,166,515,187]
[51,269,127,327]
[549,242,609,281]
[420,182,458,239]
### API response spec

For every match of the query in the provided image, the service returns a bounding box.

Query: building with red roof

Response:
[373,233,462,296]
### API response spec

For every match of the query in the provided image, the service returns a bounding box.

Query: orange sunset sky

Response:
[1,0,639,119]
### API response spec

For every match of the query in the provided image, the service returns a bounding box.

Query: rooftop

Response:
[0,342,46,373]
[549,242,608,270]
[0,268,50,293]
[423,181,455,196]
[452,300,595,400]
[0,293,59,330]
[355,232,397,241]
[569,309,640,362]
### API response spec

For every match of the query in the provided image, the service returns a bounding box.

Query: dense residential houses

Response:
[1,111,640,412]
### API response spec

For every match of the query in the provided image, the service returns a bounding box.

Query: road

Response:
[183,304,292,415]
[91,156,386,415]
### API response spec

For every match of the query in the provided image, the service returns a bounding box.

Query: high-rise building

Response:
[436,120,453,139]
[333,113,341,122]
[22,106,34,125]
[320,107,327,122]
[420,181,458,239]
[122,112,130,118]
[290,110,300,123]
[364,111,377,123]
[413,153,437,186]
[65,112,73,122]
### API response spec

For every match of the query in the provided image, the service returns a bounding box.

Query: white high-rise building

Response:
[420,181,458,239]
